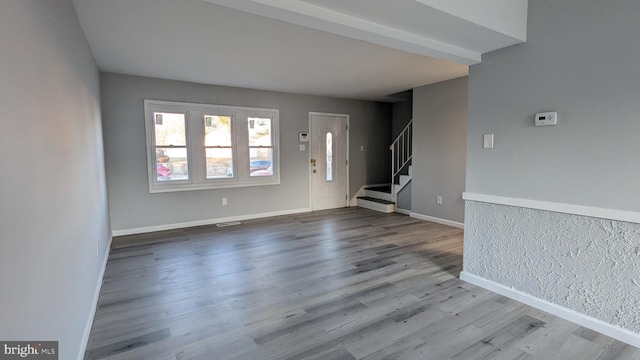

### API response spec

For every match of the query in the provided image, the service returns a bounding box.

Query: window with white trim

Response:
[145,100,279,192]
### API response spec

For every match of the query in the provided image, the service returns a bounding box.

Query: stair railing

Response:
[390,119,412,193]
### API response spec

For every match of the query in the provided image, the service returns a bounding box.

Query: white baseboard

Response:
[112,208,312,236]
[395,208,411,215]
[460,271,640,349]
[410,212,464,229]
[77,235,112,360]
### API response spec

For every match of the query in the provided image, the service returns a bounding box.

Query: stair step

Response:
[365,185,392,193]
[357,196,395,213]
[357,196,394,205]
[364,186,394,202]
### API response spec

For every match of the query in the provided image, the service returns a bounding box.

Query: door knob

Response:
[313,170,317,173]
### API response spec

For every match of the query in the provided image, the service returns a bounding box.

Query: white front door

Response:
[310,113,348,211]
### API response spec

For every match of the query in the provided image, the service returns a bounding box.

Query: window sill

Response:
[149,178,281,193]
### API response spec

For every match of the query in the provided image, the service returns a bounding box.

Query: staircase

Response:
[357,120,412,213]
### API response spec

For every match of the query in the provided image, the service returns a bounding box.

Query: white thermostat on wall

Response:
[535,111,558,126]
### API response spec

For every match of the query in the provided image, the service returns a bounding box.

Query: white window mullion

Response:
[188,110,205,184]
[230,113,238,181]
[235,112,250,180]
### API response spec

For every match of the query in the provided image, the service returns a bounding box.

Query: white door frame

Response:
[308,112,350,211]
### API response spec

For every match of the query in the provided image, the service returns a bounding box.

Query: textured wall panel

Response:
[464,200,640,333]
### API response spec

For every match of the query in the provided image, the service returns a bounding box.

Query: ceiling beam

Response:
[201,0,483,65]
[414,0,528,42]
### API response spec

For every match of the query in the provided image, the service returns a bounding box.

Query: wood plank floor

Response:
[85,208,640,360]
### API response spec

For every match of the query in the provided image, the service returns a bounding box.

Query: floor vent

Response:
[216,221,242,227]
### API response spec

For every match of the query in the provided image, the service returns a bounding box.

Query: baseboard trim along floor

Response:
[460,271,640,349]
[410,212,464,229]
[112,207,312,236]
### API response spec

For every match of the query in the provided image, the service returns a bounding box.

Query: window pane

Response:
[204,115,232,146]
[248,118,272,146]
[154,112,186,146]
[156,147,188,181]
[206,148,233,179]
[326,132,333,182]
[249,148,273,177]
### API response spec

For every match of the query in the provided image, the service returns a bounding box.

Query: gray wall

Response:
[0,1,111,359]
[101,73,391,232]
[396,182,412,210]
[391,95,412,140]
[411,77,468,223]
[464,0,640,335]
[466,0,640,211]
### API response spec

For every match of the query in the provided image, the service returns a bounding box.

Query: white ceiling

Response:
[72,0,527,102]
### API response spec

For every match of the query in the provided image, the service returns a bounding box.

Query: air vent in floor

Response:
[216,221,241,227]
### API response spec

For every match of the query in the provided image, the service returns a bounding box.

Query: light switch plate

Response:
[483,134,494,149]
[299,144,306,151]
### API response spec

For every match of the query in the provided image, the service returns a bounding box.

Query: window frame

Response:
[248,116,275,178]
[203,113,236,181]
[144,100,280,193]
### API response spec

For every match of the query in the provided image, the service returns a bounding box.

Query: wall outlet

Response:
[437,196,443,205]
[222,198,228,206]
